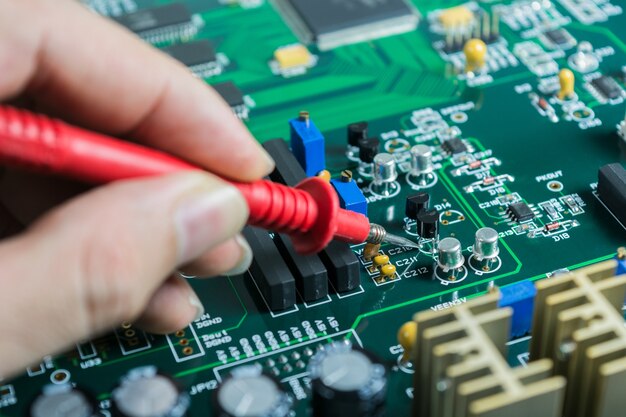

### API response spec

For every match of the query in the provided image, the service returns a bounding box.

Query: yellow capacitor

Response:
[317,169,331,182]
[274,44,312,70]
[397,321,417,362]
[373,254,390,268]
[463,38,487,73]
[558,68,575,100]
[439,6,474,28]
[380,264,397,278]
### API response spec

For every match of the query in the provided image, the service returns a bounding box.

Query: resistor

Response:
[482,177,495,186]
[469,160,482,170]
[538,97,549,111]
[544,222,560,232]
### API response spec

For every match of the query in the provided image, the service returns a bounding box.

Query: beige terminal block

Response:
[530,260,626,417]
[411,291,565,417]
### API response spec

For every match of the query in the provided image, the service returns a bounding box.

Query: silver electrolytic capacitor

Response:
[437,237,465,272]
[408,144,436,187]
[410,145,433,175]
[372,153,398,196]
[473,227,500,261]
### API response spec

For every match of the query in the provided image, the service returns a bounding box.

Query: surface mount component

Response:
[212,81,245,108]
[164,40,216,67]
[598,163,626,226]
[530,261,626,417]
[215,365,293,417]
[411,291,566,417]
[111,367,189,417]
[309,341,387,417]
[273,0,419,50]
[543,28,576,50]
[590,76,624,100]
[243,226,296,311]
[113,4,199,42]
[507,201,535,223]
[441,137,467,155]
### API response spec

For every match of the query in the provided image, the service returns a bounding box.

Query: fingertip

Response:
[134,275,200,334]
[179,234,251,278]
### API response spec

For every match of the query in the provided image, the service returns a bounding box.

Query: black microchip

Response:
[164,40,216,67]
[507,202,535,223]
[212,81,244,107]
[442,138,467,155]
[591,76,623,100]
[545,29,569,45]
[286,0,414,37]
[114,4,192,34]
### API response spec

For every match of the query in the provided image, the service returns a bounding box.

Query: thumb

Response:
[0,172,247,378]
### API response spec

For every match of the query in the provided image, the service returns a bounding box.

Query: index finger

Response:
[0,0,274,181]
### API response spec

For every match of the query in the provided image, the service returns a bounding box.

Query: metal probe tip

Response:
[366,223,420,249]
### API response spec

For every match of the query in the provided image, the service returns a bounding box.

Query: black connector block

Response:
[318,241,361,293]
[262,139,306,187]
[598,163,626,226]
[242,227,296,311]
[274,234,328,302]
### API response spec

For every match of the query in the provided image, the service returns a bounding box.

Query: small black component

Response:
[309,342,387,417]
[214,365,292,417]
[243,227,296,311]
[417,209,439,239]
[262,139,306,186]
[507,202,535,223]
[598,163,626,226]
[442,138,467,155]
[30,386,95,417]
[406,192,430,220]
[274,234,329,302]
[591,76,623,100]
[212,81,245,107]
[319,241,361,293]
[545,28,569,46]
[114,4,192,34]
[163,40,216,67]
[358,137,380,163]
[347,121,369,147]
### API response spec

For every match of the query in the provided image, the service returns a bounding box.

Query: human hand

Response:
[0,0,274,378]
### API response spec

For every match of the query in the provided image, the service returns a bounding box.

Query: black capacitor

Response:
[358,137,380,163]
[111,367,189,417]
[405,192,430,220]
[347,121,369,147]
[214,365,293,417]
[30,385,96,417]
[417,209,439,239]
[309,341,387,417]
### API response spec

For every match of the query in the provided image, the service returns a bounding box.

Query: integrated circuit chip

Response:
[274,0,419,50]
[507,202,535,223]
[590,76,623,100]
[543,28,576,50]
[212,81,248,119]
[442,138,467,155]
[114,4,200,42]
[164,40,216,67]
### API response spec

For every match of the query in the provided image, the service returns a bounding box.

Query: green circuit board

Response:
[3,0,626,416]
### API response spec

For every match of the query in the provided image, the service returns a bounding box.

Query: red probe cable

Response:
[0,105,375,255]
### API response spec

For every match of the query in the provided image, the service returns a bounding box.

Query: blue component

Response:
[498,280,537,339]
[616,255,626,276]
[289,117,326,177]
[331,179,368,216]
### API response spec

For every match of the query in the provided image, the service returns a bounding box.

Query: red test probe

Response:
[0,106,417,254]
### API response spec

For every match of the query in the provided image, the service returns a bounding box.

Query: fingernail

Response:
[260,149,275,175]
[175,185,246,265]
[224,235,253,276]
[189,292,205,321]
